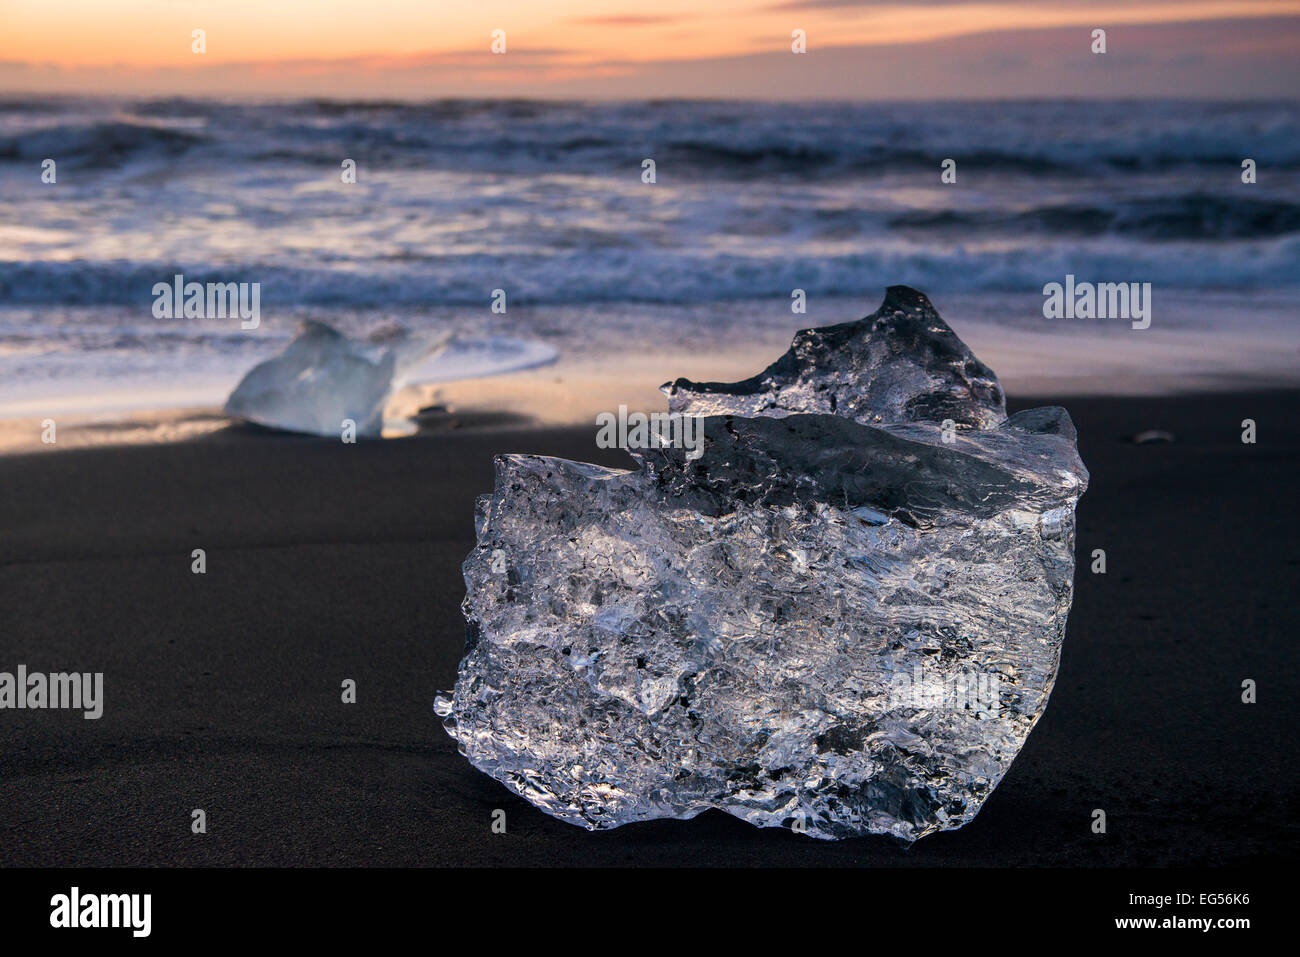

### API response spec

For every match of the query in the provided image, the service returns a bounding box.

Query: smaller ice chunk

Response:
[224,320,448,437]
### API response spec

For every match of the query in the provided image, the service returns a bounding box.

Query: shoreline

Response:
[4,287,1299,454]
[5,376,1300,456]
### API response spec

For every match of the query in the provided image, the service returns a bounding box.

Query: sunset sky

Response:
[2,0,1298,98]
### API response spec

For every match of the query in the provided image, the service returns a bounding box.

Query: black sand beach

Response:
[1,391,1297,867]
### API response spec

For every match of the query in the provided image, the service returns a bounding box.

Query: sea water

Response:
[1,98,1297,419]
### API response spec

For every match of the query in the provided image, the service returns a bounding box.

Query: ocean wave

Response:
[2,98,1296,310]
[0,119,205,167]
[4,99,1298,175]
[888,194,1300,240]
[4,239,1297,308]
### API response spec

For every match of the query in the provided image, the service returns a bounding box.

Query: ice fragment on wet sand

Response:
[441,286,1088,841]
[224,320,447,437]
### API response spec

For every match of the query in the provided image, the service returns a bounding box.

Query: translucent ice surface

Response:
[441,287,1088,841]
[224,320,448,437]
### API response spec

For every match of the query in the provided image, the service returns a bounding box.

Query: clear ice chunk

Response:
[663,285,1007,430]
[442,287,1088,841]
[224,320,448,437]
